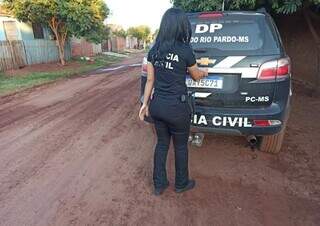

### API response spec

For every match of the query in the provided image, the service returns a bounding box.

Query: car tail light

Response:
[142,57,147,74]
[253,120,281,127]
[199,12,223,19]
[258,57,290,80]
[253,120,271,127]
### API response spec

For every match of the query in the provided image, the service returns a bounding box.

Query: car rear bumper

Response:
[191,101,290,136]
[191,122,283,136]
[144,103,290,136]
[140,73,291,136]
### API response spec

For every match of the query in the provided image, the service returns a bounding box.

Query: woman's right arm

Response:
[142,63,155,106]
[188,64,208,81]
[139,62,155,121]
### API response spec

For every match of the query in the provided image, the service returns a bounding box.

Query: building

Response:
[126,36,138,49]
[0,17,52,41]
[0,6,71,71]
[0,5,52,41]
[102,24,138,52]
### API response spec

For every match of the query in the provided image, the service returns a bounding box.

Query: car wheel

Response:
[259,124,287,154]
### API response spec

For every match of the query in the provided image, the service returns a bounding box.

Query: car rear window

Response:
[189,13,280,56]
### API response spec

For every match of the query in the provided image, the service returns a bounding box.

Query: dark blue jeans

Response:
[149,95,191,189]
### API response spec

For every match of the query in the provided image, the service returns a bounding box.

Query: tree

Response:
[112,28,127,38]
[104,25,112,40]
[172,0,320,91]
[127,25,151,48]
[172,0,320,13]
[4,0,109,65]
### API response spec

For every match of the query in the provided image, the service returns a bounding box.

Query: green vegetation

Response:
[127,25,152,48]
[0,55,122,96]
[112,28,128,38]
[4,0,109,65]
[171,0,320,14]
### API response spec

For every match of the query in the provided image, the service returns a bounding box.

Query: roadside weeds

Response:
[0,54,124,96]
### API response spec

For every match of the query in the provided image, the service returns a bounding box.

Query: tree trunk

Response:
[137,39,141,49]
[57,39,66,65]
[303,9,320,93]
[49,17,67,65]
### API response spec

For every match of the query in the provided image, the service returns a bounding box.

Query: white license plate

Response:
[186,77,223,89]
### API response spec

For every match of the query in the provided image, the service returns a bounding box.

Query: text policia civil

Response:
[192,115,252,128]
[156,53,179,70]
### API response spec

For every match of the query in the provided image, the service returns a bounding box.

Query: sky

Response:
[105,0,172,31]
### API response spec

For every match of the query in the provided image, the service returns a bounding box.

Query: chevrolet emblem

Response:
[196,58,216,66]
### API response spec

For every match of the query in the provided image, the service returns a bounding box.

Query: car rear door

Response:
[187,12,283,108]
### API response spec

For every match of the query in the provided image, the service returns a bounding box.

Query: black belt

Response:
[153,93,195,115]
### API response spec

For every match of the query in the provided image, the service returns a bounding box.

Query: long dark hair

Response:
[149,8,192,63]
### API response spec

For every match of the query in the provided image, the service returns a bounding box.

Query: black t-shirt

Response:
[147,42,196,97]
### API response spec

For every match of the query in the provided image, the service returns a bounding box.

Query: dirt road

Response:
[0,54,319,226]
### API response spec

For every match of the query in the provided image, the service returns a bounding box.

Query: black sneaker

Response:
[154,183,169,196]
[175,180,196,193]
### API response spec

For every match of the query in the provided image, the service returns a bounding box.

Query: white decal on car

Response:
[245,96,270,103]
[213,56,246,68]
[195,24,223,33]
[193,115,252,127]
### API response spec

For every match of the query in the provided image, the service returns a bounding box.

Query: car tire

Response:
[259,124,287,154]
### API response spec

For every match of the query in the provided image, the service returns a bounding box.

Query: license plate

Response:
[186,76,223,89]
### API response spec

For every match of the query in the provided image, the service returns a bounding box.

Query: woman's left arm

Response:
[139,62,155,121]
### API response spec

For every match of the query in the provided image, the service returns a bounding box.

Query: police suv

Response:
[141,10,291,154]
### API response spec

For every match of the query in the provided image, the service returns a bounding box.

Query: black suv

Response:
[140,11,291,154]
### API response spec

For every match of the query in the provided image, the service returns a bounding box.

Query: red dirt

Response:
[0,55,319,226]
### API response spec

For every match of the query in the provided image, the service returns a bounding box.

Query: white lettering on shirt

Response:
[164,53,179,70]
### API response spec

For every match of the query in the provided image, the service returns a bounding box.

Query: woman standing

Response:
[139,8,208,196]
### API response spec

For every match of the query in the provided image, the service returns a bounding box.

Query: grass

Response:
[0,55,123,96]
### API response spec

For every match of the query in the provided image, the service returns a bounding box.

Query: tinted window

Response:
[189,14,280,56]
